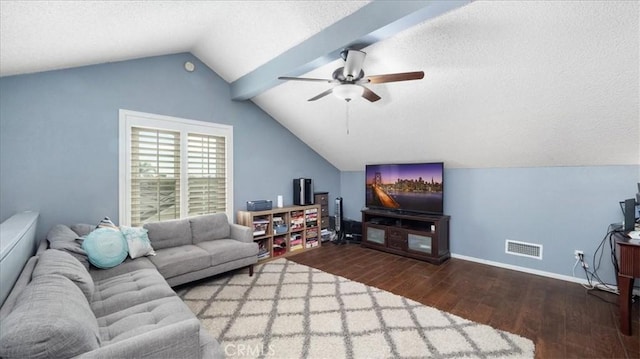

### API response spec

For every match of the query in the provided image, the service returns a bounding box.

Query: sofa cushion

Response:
[71,223,96,237]
[96,296,196,344]
[32,249,94,301]
[196,239,259,266]
[47,223,79,242]
[148,245,211,279]
[46,224,90,269]
[189,213,231,243]
[91,268,176,318]
[144,218,192,250]
[82,228,129,269]
[85,318,201,359]
[120,225,156,259]
[89,256,156,282]
[0,274,100,359]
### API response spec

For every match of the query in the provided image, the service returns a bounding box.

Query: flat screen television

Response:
[365,162,444,215]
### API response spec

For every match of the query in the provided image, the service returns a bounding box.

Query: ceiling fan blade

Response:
[361,86,381,102]
[278,76,333,83]
[308,88,334,101]
[343,50,366,80]
[365,71,425,84]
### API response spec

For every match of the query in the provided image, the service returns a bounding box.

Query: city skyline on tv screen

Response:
[365,162,443,214]
[365,163,443,185]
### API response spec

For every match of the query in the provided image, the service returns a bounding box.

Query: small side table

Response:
[615,233,640,335]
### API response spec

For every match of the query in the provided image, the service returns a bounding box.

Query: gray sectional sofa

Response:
[0,213,258,359]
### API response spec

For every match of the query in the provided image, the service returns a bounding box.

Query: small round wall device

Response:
[184,61,195,72]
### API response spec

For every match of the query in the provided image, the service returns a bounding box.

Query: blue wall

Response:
[340,171,366,222]
[340,166,639,285]
[0,53,340,240]
[1,52,638,285]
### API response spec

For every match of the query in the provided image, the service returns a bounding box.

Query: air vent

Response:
[505,239,543,260]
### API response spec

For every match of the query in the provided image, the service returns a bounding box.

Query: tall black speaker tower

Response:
[334,197,345,244]
[293,178,314,205]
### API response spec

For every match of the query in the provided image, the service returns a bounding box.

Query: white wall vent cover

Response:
[505,239,543,260]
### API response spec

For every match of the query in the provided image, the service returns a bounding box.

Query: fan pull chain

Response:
[345,99,350,135]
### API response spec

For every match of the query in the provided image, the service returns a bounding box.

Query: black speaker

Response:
[335,197,343,232]
[623,198,635,232]
[293,178,314,205]
[334,197,346,244]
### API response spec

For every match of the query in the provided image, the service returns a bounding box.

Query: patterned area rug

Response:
[177,259,534,358]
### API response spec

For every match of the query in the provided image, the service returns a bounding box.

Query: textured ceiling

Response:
[0,1,368,80]
[1,1,638,171]
[254,1,640,170]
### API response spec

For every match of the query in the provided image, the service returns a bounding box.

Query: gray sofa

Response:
[0,213,258,359]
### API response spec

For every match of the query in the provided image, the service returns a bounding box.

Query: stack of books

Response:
[290,211,304,230]
[257,239,270,260]
[305,237,319,248]
[290,233,303,251]
[252,219,269,236]
[305,209,318,227]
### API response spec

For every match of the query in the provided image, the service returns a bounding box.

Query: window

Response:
[187,133,227,216]
[119,110,233,226]
[130,127,181,224]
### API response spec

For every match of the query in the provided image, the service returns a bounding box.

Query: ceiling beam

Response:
[230,0,471,101]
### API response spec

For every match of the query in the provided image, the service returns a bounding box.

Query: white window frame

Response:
[119,109,233,226]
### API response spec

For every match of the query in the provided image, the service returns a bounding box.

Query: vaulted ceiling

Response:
[1,1,638,170]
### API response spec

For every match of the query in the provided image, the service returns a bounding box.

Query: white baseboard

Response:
[451,253,640,296]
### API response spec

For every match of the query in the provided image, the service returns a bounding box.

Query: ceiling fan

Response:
[278,49,424,103]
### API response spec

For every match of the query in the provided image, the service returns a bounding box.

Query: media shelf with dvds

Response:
[237,204,322,263]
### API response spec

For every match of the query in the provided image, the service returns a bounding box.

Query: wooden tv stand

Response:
[361,208,450,264]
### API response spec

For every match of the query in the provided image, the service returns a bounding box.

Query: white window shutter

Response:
[187,133,226,216]
[130,127,181,226]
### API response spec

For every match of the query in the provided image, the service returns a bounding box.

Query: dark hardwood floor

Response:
[287,242,639,359]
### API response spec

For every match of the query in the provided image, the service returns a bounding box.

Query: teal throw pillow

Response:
[82,228,128,269]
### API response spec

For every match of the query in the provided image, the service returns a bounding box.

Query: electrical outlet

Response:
[574,250,588,269]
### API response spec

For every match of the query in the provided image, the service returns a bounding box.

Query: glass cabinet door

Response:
[365,225,385,244]
[407,233,432,254]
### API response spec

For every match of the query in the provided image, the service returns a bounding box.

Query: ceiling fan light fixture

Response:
[333,84,363,101]
[280,50,423,103]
